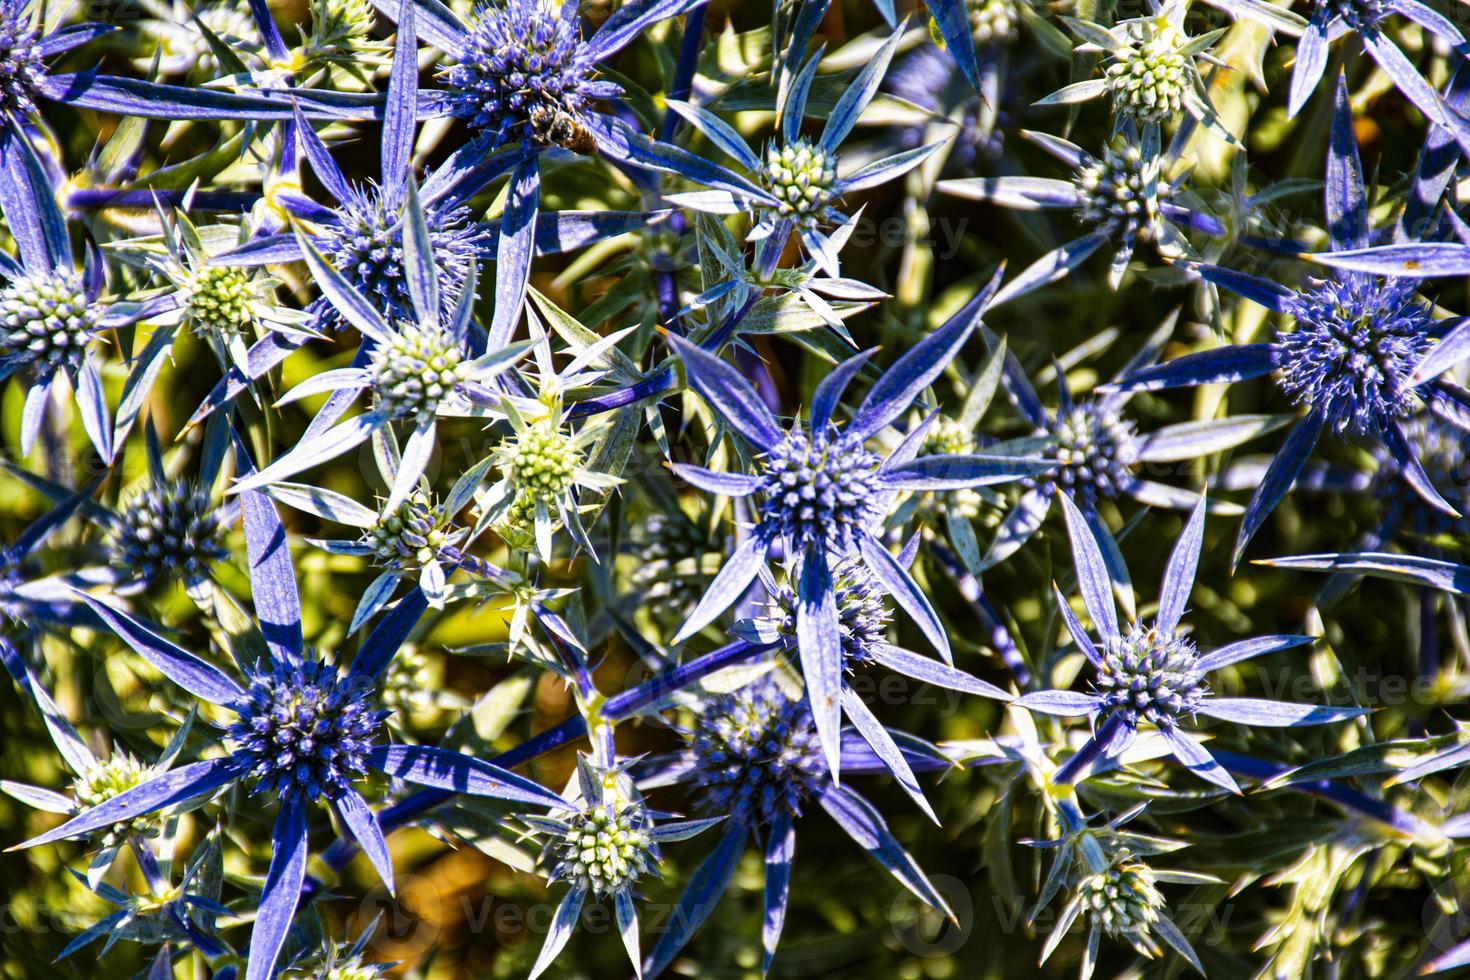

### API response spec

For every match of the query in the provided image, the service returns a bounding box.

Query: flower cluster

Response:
[3,1,1470,979]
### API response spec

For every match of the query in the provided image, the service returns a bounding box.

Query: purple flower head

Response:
[443,0,606,146]
[1028,399,1141,508]
[666,272,1049,777]
[1275,274,1434,435]
[0,271,103,378]
[1092,623,1207,729]
[1017,495,1365,792]
[108,482,229,588]
[227,658,387,802]
[689,676,824,827]
[0,0,44,117]
[1110,78,1461,562]
[314,183,487,330]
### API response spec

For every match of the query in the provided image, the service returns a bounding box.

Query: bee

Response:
[529,105,599,155]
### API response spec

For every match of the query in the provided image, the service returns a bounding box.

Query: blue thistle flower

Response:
[1273,275,1435,435]
[939,123,1226,299]
[665,274,1050,776]
[521,753,721,980]
[108,482,229,590]
[312,184,487,331]
[640,672,964,976]
[1111,78,1462,563]
[10,478,566,980]
[1016,495,1366,792]
[0,133,121,462]
[368,0,705,349]
[226,658,387,802]
[660,28,948,277]
[0,0,44,119]
[442,0,605,145]
[927,322,1281,573]
[687,676,825,826]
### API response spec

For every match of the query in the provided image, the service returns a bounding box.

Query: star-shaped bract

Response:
[9,470,566,980]
[1109,77,1467,564]
[665,271,1052,777]
[1015,494,1366,792]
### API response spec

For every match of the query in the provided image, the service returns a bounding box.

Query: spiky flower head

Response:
[0,273,101,376]
[1079,861,1165,939]
[1321,0,1389,30]
[627,510,713,618]
[1095,623,1206,729]
[968,0,1021,46]
[361,490,458,573]
[369,322,470,420]
[316,187,484,329]
[690,677,825,827]
[443,0,597,145]
[228,659,386,802]
[109,483,228,586]
[1025,401,1138,509]
[72,754,155,844]
[543,797,658,897]
[185,265,257,337]
[757,427,882,553]
[0,0,44,118]
[1275,275,1434,436]
[764,557,892,665]
[760,139,839,228]
[1105,13,1189,123]
[506,418,582,504]
[1075,144,1172,243]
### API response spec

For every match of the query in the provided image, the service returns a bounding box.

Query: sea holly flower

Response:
[228,216,528,514]
[256,445,484,629]
[10,485,566,980]
[198,16,651,428]
[1109,78,1467,563]
[0,133,127,462]
[974,320,1283,572]
[1016,494,1366,792]
[106,210,312,447]
[1040,1,1236,143]
[367,0,707,349]
[636,672,966,976]
[1043,857,1211,979]
[939,123,1223,300]
[619,488,722,630]
[665,273,1052,775]
[1,417,236,603]
[0,638,200,885]
[0,0,364,138]
[474,318,632,563]
[522,754,721,979]
[661,29,949,277]
[734,549,1014,820]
